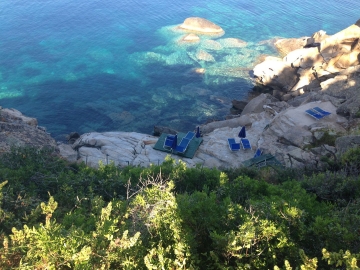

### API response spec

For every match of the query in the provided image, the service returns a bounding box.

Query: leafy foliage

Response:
[0,146,359,269]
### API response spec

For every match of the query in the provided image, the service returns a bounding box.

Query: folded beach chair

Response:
[305,109,324,120]
[228,138,240,151]
[312,107,331,116]
[163,135,176,150]
[254,148,262,158]
[240,138,252,150]
[175,137,191,153]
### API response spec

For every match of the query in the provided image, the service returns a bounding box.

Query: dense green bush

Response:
[0,146,359,269]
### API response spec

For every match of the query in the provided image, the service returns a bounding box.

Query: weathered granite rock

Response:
[284,47,322,69]
[179,17,224,34]
[1,108,38,126]
[58,99,349,170]
[66,132,80,144]
[274,37,309,56]
[58,143,78,163]
[0,108,58,153]
[240,93,280,116]
[253,57,298,91]
[231,100,248,111]
[311,30,329,43]
[253,19,360,113]
[335,135,360,155]
[320,22,360,61]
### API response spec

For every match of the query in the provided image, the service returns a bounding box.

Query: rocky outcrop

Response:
[60,96,349,170]
[179,17,224,35]
[253,19,360,119]
[335,135,360,156]
[274,37,310,56]
[0,108,58,153]
[4,21,359,171]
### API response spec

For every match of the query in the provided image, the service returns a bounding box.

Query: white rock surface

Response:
[60,100,348,169]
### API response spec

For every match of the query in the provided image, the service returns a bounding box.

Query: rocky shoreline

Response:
[2,19,360,170]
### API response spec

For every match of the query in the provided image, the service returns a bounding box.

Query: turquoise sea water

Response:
[0,0,359,140]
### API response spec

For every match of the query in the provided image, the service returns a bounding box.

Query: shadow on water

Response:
[3,59,254,140]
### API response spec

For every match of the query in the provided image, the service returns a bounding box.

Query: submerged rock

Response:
[201,39,223,50]
[179,17,224,35]
[181,33,200,42]
[218,38,247,48]
[195,49,215,62]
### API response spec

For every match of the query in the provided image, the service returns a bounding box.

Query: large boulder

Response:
[335,135,360,156]
[240,93,280,116]
[320,22,360,70]
[0,108,58,153]
[253,56,298,91]
[1,108,38,126]
[274,37,309,56]
[253,19,360,110]
[179,17,224,35]
[284,47,323,69]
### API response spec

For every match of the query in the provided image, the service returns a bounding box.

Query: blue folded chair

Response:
[305,109,324,120]
[254,148,262,158]
[175,138,191,153]
[240,138,252,150]
[228,138,240,151]
[163,135,175,149]
[313,107,331,116]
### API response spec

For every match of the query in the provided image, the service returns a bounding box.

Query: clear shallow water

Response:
[0,0,359,140]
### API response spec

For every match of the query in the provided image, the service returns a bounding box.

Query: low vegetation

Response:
[0,146,359,269]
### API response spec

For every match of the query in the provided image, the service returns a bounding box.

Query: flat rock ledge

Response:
[60,94,348,170]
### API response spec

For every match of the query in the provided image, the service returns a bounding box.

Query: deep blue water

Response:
[0,0,359,140]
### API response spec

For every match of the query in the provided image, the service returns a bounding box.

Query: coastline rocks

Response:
[0,108,58,153]
[253,57,298,91]
[62,100,348,170]
[240,93,286,116]
[253,19,360,106]
[274,37,309,56]
[335,135,360,156]
[179,17,224,35]
[2,108,38,126]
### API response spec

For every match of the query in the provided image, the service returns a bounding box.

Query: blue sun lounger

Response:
[313,107,331,116]
[184,131,195,140]
[175,137,191,153]
[305,109,324,120]
[240,138,252,150]
[228,138,240,151]
[254,148,262,158]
